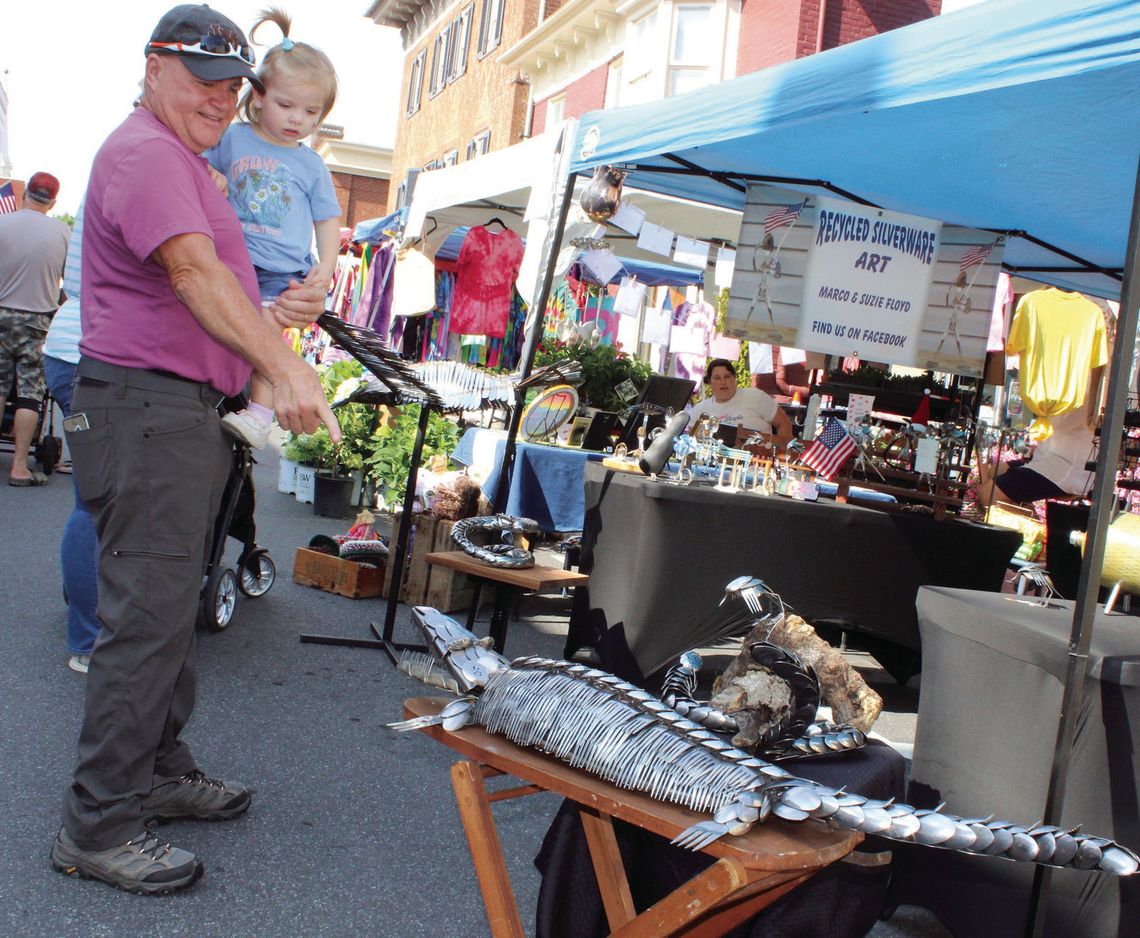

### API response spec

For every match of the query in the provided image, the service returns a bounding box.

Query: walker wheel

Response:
[199,567,238,632]
[36,435,61,475]
[239,551,276,598]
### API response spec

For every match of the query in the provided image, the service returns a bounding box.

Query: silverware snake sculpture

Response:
[450,513,541,568]
[389,583,1139,876]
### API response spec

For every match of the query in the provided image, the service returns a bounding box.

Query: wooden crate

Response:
[292,547,384,599]
[381,511,477,612]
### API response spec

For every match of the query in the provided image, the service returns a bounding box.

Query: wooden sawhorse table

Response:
[425,551,589,653]
[404,696,862,937]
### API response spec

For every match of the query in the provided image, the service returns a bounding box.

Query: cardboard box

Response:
[292,547,384,599]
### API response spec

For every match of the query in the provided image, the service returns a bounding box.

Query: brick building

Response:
[312,125,394,230]
[373,0,941,211]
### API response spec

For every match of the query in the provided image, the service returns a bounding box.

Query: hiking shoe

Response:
[67,654,91,674]
[50,826,202,895]
[142,769,252,822]
[221,410,270,449]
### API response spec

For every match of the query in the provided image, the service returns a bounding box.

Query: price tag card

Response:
[715,247,737,288]
[674,235,711,268]
[637,221,675,257]
[581,249,623,285]
[613,276,647,317]
[846,393,875,427]
[914,436,939,475]
[609,200,646,235]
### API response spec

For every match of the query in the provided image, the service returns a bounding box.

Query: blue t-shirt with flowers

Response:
[206,122,341,274]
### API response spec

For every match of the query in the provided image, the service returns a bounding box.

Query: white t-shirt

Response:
[1028,406,1097,495]
[687,386,779,433]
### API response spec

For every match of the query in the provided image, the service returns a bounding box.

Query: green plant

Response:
[281,359,376,475]
[362,405,460,503]
[534,341,653,412]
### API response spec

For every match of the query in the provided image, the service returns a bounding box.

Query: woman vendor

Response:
[687,358,794,449]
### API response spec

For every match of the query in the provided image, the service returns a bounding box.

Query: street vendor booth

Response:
[332,1,1140,934]
[529,0,1140,935]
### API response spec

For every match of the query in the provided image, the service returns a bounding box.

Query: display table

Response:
[402,696,870,937]
[425,551,589,653]
[567,464,1022,681]
[890,586,1140,937]
[451,427,597,532]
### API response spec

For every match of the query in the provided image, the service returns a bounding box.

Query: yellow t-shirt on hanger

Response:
[1006,287,1107,425]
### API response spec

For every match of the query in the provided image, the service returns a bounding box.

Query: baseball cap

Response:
[146,4,263,92]
[26,172,60,204]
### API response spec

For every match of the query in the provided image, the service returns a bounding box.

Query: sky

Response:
[0,1,404,216]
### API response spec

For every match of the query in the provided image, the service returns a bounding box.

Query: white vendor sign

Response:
[726,185,1004,377]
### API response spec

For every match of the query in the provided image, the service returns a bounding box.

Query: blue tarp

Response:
[571,0,1140,299]
[435,226,704,288]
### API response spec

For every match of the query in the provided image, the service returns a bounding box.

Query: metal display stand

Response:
[299,314,445,664]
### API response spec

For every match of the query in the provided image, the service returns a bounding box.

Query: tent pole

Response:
[1025,151,1140,938]
[492,151,578,512]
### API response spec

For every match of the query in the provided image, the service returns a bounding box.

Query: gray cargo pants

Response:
[61,357,232,850]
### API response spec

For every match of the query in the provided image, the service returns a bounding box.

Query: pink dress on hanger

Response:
[450,225,525,338]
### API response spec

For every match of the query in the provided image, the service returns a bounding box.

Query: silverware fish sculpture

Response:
[389,605,1139,876]
[450,514,541,569]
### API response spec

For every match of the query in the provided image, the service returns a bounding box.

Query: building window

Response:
[429,27,448,96]
[395,181,408,209]
[605,56,623,109]
[624,10,659,103]
[545,94,565,131]
[466,130,492,160]
[668,3,715,96]
[450,5,473,81]
[478,0,506,57]
[406,49,426,115]
[443,149,459,167]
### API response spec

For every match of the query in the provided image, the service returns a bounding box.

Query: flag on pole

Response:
[0,181,17,215]
[763,199,807,235]
[959,240,996,275]
[801,417,857,480]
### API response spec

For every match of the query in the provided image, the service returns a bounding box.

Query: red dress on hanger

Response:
[450,225,525,338]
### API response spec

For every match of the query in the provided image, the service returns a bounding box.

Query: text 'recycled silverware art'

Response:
[389,579,1139,876]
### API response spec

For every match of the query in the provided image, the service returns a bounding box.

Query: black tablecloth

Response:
[534,741,906,938]
[567,465,1022,681]
[890,586,1140,937]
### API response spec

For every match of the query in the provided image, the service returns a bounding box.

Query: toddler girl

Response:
[207,7,342,448]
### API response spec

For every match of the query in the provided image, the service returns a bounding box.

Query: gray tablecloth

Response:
[891,586,1140,937]
[567,464,1021,681]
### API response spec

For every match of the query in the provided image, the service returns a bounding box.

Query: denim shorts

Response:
[254,267,306,304]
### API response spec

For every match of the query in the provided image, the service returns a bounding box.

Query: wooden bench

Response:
[404,696,862,937]
[425,550,589,653]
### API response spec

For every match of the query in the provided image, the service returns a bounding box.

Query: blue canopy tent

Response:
[538,2,1140,933]
[569,0,1140,299]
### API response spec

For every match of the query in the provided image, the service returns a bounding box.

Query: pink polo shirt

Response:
[79,108,260,397]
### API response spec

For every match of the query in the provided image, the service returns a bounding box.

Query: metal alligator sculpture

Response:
[389,592,1139,876]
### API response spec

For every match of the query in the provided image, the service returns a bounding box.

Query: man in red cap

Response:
[0,171,70,485]
[49,4,339,895]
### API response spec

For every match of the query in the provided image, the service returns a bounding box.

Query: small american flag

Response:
[959,240,996,275]
[763,199,807,235]
[801,417,857,481]
[0,181,17,215]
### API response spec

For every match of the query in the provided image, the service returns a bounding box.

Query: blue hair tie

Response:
[281,38,294,51]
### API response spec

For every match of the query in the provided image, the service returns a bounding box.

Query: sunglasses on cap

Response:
[148,35,254,66]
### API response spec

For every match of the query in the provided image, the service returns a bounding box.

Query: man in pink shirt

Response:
[51,4,339,894]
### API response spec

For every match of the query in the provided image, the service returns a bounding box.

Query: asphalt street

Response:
[0,444,946,937]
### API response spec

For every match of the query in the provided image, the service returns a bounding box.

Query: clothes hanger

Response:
[483,216,508,231]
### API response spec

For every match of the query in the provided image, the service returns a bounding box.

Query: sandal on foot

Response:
[9,471,48,487]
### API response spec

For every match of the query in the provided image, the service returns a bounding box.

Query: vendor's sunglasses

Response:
[148,35,254,66]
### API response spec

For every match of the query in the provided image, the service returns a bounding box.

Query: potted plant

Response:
[534,340,653,413]
[362,404,460,510]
